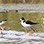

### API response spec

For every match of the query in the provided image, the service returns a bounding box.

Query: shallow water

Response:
[0,4,44,44]
[0,4,44,12]
[0,30,44,44]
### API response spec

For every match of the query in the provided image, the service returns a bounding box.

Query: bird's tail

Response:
[3,19,8,21]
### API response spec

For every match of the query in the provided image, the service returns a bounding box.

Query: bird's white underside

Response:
[21,22,31,28]
[0,21,6,25]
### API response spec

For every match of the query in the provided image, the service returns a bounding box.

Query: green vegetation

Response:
[0,0,44,4]
[0,12,44,32]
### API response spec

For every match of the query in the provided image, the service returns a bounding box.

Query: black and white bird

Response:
[20,17,38,32]
[41,16,44,24]
[0,19,7,34]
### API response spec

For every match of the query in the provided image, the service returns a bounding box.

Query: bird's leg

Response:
[0,26,4,34]
[30,27,35,32]
[22,27,28,33]
[24,28,28,33]
[0,26,4,31]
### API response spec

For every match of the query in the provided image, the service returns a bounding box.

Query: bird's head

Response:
[41,16,44,20]
[20,17,25,22]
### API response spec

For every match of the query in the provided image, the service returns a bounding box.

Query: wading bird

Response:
[0,19,7,34]
[20,17,38,33]
[41,16,44,24]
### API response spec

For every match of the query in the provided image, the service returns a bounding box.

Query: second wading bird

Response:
[20,17,38,33]
[0,19,7,34]
[41,16,44,24]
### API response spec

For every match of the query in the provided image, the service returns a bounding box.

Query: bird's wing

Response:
[0,21,2,23]
[26,20,38,24]
[3,19,8,21]
[0,19,7,23]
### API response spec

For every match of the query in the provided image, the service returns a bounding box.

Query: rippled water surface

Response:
[0,30,44,44]
[0,4,44,13]
[0,4,44,44]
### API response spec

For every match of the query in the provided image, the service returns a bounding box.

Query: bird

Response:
[0,19,7,34]
[41,16,44,24]
[20,17,38,33]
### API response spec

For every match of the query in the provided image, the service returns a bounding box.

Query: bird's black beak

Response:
[19,20,21,22]
[18,20,21,23]
[17,20,21,23]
